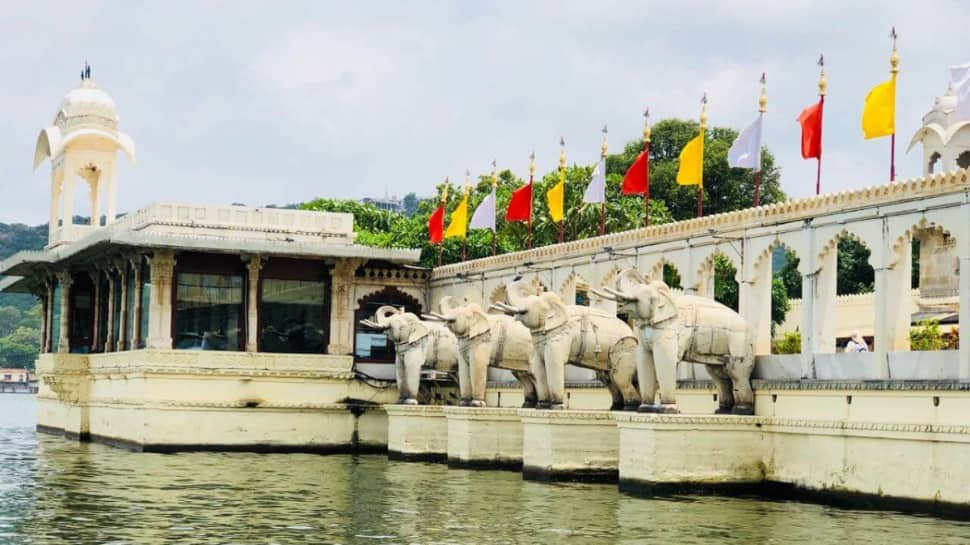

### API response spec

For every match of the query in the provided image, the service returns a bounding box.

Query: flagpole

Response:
[889,28,899,181]
[528,152,535,250]
[461,173,470,261]
[599,125,608,236]
[438,183,449,266]
[558,138,566,244]
[698,95,707,218]
[816,58,827,195]
[490,161,498,256]
[643,108,651,227]
[754,75,767,207]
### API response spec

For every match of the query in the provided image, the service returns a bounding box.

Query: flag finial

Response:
[441,178,450,204]
[700,93,708,130]
[559,137,567,172]
[491,160,498,189]
[465,168,471,190]
[889,27,899,75]
[759,72,767,113]
[817,54,827,97]
[529,151,536,177]
[601,124,609,158]
[642,107,652,142]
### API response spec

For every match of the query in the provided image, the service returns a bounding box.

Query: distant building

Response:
[0,368,37,394]
[360,196,404,213]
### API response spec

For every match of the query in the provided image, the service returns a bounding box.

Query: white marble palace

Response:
[2,76,970,514]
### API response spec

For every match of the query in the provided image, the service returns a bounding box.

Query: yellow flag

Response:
[676,131,704,186]
[546,177,564,222]
[444,193,468,239]
[862,75,896,139]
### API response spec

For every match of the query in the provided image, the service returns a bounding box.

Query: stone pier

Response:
[520,409,619,482]
[444,406,523,470]
[385,405,448,462]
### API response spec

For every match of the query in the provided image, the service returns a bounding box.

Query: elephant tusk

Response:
[604,286,634,302]
[589,288,616,301]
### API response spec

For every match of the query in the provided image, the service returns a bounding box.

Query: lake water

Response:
[1,395,969,544]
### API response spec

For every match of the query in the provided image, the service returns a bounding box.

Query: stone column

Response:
[812,249,837,354]
[56,271,73,354]
[105,162,117,225]
[960,256,970,378]
[130,256,143,349]
[38,293,48,355]
[89,178,101,227]
[105,270,116,352]
[62,167,75,235]
[49,171,61,246]
[871,264,890,379]
[799,224,816,373]
[88,270,101,353]
[327,258,364,355]
[115,260,129,351]
[888,237,913,352]
[245,255,263,352]
[44,278,54,353]
[147,250,176,350]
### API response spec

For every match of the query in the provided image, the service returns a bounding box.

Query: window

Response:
[175,271,244,351]
[260,278,327,353]
[138,261,150,349]
[575,287,590,306]
[69,273,94,353]
[958,151,970,170]
[354,287,422,363]
[928,152,941,174]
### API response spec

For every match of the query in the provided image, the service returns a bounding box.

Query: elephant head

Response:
[591,269,679,326]
[491,277,568,333]
[360,305,430,346]
[423,296,491,339]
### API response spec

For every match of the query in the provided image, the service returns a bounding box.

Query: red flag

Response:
[797,99,823,159]
[621,151,649,195]
[428,204,444,244]
[506,183,532,222]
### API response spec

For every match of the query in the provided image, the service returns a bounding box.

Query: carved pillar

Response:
[115,259,129,351]
[812,249,837,354]
[56,271,73,354]
[327,258,364,355]
[62,164,75,235]
[245,255,263,352]
[105,269,116,352]
[147,250,176,349]
[49,170,61,245]
[38,293,47,355]
[88,270,101,353]
[105,161,117,225]
[887,236,913,352]
[131,256,143,349]
[799,224,816,372]
[960,255,970,377]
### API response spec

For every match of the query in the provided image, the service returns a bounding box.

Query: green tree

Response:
[837,238,874,295]
[402,193,419,216]
[0,306,22,337]
[910,320,946,351]
[0,326,40,367]
[713,255,738,311]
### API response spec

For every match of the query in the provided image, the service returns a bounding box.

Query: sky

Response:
[1,1,968,224]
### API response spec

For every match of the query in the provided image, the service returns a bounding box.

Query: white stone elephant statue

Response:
[359,306,460,405]
[423,296,539,408]
[592,269,755,415]
[492,277,641,410]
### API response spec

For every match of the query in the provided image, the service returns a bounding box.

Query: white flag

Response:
[469,187,496,231]
[950,62,970,122]
[727,114,763,171]
[582,159,606,204]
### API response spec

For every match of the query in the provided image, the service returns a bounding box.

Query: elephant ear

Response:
[467,307,491,338]
[616,268,647,294]
[540,292,570,332]
[406,315,431,344]
[649,281,679,325]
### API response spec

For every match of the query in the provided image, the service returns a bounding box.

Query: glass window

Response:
[127,269,136,347]
[354,288,421,363]
[260,279,326,353]
[175,272,244,351]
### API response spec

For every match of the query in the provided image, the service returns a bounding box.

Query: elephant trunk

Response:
[373,305,401,329]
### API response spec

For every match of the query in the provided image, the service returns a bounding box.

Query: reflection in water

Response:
[1,395,969,544]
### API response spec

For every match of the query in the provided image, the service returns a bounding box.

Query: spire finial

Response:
[642,107,651,143]
[441,177,450,204]
[529,151,536,177]
[889,26,899,75]
[817,54,827,96]
[699,93,708,130]
[491,160,498,189]
[600,124,609,158]
[759,72,767,113]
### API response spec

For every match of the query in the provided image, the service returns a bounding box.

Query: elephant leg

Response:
[652,329,680,413]
[457,354,472,406]
[596,370,624,411]
[609,338,641,411]
[707,365,734,414]
[512,370,538,408]
[401,350,424,405]
[727,356,755,415]
[636,345,659,412]
[468,343,490,408]
[544,336,570,410]
[529,352,551,409]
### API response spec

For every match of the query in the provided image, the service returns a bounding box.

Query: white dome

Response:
[55,79,118,126]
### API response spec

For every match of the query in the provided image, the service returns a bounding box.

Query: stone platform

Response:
[385,405,447,462]
[444,406,522,470]
[520,409,619,482]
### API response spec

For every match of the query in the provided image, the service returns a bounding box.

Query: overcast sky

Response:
[1,1,967,224]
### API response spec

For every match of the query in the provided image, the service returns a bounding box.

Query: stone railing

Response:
[433,169,970,278]
[115,202,355,241]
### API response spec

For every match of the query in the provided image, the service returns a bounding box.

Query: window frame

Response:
[172,253,247,352]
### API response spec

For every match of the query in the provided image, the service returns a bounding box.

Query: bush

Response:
[945,326,959,350]
[773,330,801,354]
[910,320,946,351]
